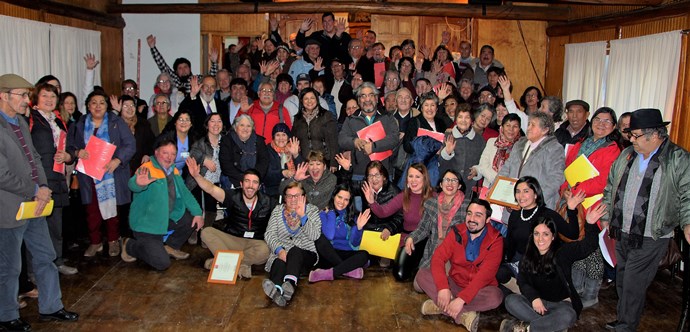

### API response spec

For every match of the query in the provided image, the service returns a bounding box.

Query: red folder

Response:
[417,128,445,143]
[356,121,392,162]
[76,136,116,181]
[52,131,66,174]
[374,62,386,87]
[442,62,456,80]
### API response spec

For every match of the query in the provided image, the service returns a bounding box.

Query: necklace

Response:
[520,206,539,221]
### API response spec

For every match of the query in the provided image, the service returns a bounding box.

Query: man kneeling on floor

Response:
[121,138,203,270]
[186,159,270,278]
[415,198,504,332]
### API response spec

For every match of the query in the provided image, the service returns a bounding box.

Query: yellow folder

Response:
[16,200,54,220]
[564,154,600,187]
[359,231,401,260]
[582,194,603,210]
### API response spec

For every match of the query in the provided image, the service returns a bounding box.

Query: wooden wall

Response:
[0,2,123,95]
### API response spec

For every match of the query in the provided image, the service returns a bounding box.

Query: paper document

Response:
[359,231,401,260]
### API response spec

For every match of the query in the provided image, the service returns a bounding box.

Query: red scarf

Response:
[437,191,464,239]
[492,126,520,172]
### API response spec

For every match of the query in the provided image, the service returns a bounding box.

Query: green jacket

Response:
[602,140,690,239]
[128,157,202,235]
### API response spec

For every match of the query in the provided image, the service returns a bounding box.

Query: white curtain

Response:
[50,25,101,106]
[0,15,50,83]
[606,30,681,122]
[562,41,608,110]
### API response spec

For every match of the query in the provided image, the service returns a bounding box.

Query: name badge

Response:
[243,231,255,238]
[180,152,190,159]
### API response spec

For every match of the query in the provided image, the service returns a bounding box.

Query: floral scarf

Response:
[492,126,520,172]
[271,141,296,172]
[83,113,117,219]
[437,191,464,239]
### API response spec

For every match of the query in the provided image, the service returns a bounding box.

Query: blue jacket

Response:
[320,210,363,251]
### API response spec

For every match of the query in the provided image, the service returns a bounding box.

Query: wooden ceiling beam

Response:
[3,0,125,28]
[515,0,661,5]
[547,1,690,36]
[108,2,571,21]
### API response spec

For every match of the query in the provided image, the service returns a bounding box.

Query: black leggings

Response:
[314,234,369,276]
[393,238,427,282]
[269,247,317,285]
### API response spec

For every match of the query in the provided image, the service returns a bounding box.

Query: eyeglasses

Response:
[7,92,30,98]
[402,46,414,50]
[629,131,646,139]
[284,193,303,200]
[122,104,135,109]
[350,46,362,50]
[367,173,382,180]
[260,88,274,94]
[156,101,169,106]
[352,77,363,82]
[158,80,170,84]
[442,178,459,184]
[177,119,191,123]
[592,117,613,125]
[385,78,399,82]
[123,87,136,91]
[358,93,376,99]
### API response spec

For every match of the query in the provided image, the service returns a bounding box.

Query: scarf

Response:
[437,192,464,239]
[302,108,318,125]
[230,130,258,171]
[492,126,519,172]
[578,136,609,158]
[36,109,62,148]
[122,114,137,134]
[271,141,296,173]
[84,113,117,219]
[610,140,665,249]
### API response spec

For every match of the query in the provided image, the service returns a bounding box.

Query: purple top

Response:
[370,192,424,236]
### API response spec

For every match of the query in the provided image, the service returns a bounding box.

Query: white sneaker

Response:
[57,264,78,275]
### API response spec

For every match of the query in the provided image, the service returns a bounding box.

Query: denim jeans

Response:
[0,218,64,321]
[504,294,576,332]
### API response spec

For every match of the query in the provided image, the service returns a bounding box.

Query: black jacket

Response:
[219,131,268,188]
[360,181,403,234]
[219,189,272,240]
[29,110,69,207]
[554,120,591,147]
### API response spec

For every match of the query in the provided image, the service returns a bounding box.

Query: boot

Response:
[420,300,443,315]
[343,268,364,279]
[581,276,601,308]
[457,311,480,332]
[308,268,334,283]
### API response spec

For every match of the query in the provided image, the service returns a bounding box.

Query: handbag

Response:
[555,189,586,243]
[659,238,682,270]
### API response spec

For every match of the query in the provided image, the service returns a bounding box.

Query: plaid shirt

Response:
[150,46,218,95]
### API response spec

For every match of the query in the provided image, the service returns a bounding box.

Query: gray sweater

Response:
[408,197,465,268]
[264,204,322,271]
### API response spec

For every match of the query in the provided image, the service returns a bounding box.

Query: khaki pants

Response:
[200,227,269,267]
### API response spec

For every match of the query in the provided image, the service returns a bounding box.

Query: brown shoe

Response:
[204,258,214,270]
[18,288,38,299]
[164,245,190,260]
[108,240,121,257]
[421,299,443,315]
[458,311,479,332]
[238,264,252,279]
[120,238,136,263]
[18,299,27,309]
[84,243,103,257]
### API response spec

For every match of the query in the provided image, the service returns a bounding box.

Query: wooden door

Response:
[371,15,419,52]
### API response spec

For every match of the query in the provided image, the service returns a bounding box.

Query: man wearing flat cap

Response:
[0,74,78,331]
[555,99,591,147]
[601,108,690,331]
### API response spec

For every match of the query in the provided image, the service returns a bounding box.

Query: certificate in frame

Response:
[486,176,519,210]
[207,250,244,284]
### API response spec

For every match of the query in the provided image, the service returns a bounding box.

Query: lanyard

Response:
[247,197,257,230]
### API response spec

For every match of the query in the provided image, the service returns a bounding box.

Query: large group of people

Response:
[1,11,689,332]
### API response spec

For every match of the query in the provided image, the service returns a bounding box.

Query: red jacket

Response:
[560,140,621,198]
[242,101,292,144]
[431,223,503,304]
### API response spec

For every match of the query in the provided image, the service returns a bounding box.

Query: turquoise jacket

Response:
[128,156,202,235]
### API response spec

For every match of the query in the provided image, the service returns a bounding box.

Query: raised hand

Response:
[209,47,219,63]
[437,82,452,100]
[498,75,513,100]
[287,137,300,157]
[186,157,201,178]
[135,166,156,187]
[565,188,586,210]
[334,153,351,171]
[190,75,201,97]
[84,53,100,70]
[240,95,251,112]
[295,195,307,218]
[444,135,456,155]
[234,40,246,53]
[361,181,375,204]
[313,57,324,72]
[336,18,347,36]
[146,34,156,48]
[356,209,371,230]
[293,162,310,181]
[109,95,121,112]
[419,45,431,60]
[586,203,607,224]
[300,18,314,33]
[266,60,280,75]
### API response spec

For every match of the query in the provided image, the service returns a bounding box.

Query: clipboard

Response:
[207,250,244,284]
[486,176,519,210]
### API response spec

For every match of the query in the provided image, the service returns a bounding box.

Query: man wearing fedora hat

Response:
[0,74,79,330]
[601,108,690,331]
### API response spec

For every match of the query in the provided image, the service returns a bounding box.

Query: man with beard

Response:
[147,34,219,96]
[121,138,203,270]
[415,199,503,332]
[188,161,271,279]
[243,81,292,144]
[180,75,231,136]
[338,82,398,181]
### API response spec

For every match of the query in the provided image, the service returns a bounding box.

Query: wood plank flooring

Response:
[18,243,683,331]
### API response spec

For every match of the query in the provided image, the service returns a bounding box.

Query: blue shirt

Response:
[465,227,488,262]
[0,110,19,126]
[637,145,661,173]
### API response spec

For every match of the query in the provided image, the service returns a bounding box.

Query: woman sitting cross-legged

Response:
[262,181,322,307]
[500,195,607,332]
[309,185,372,282]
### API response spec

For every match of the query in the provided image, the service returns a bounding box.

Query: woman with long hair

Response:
[519,86,542,116]
[398,57,417,99]
[112,95,155,175]
[500,201,606,332]
[291,87,338,172]
[59,92,81,127]
[309,185,372,282]
[161,109,195,177]
[364,163,435,281]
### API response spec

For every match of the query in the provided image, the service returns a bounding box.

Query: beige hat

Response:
[0,74,34,90]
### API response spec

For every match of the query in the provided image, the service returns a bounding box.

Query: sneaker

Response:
[420,299,443,315]
[582,297,599,308]
[281,281,295,301]
[84,243,103,257]
[238,264,252,279]
[120,238,137,263]
[57,264,78,275]
[187,230,198,245]
[343,267,364,279]
[262,279,286,307]
[605,320,621,329]
[164,245,190,260]
[379,258,391,268]
[458,311,479,332]
[108,240,120,257]
[499,318,517,332]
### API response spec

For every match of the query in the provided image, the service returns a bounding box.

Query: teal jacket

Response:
[602,140,690,239]
[128,157,202,235]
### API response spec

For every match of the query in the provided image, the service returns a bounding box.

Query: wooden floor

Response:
[19,243,684,331]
